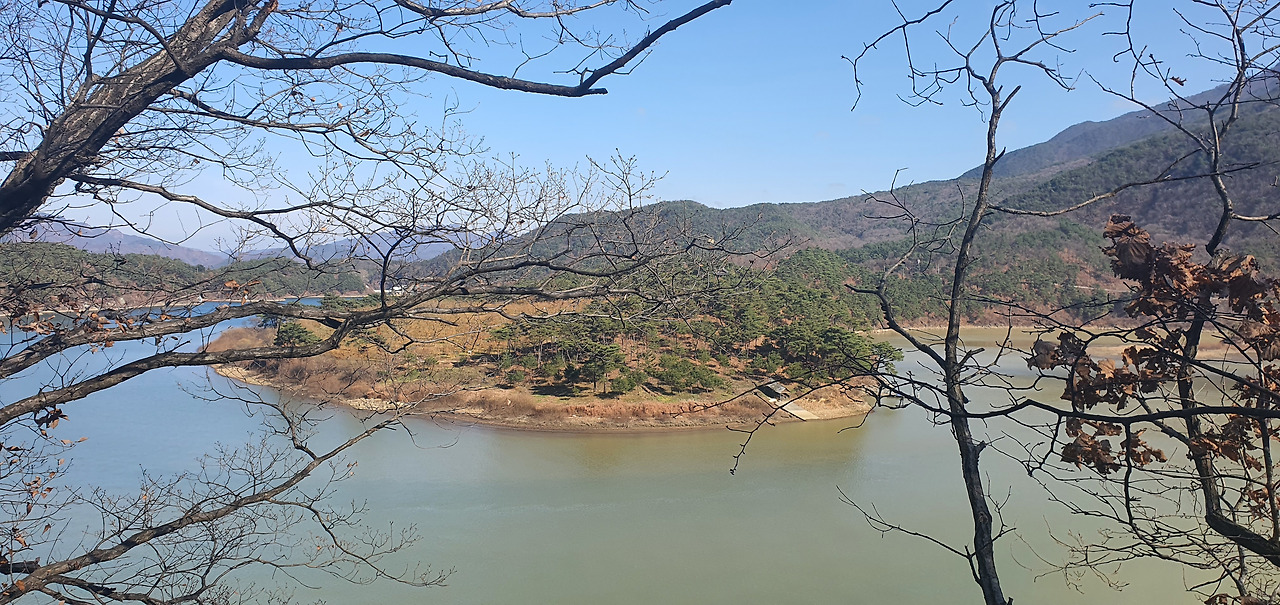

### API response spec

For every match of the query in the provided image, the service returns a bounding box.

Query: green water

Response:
[46,328,1201,603]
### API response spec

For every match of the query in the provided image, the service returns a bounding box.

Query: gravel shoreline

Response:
[212,365,873,432]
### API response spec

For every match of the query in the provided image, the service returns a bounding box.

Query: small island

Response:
[207,251,903,431]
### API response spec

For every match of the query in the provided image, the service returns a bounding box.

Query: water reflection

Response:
[28,325,1204,604]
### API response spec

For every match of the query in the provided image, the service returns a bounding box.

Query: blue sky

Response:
[67,1,1232,249]
[447,0,1211,208]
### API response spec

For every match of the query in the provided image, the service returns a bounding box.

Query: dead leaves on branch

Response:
[1189,414,1265,469]
[1104,214,1280,334]
[1102,216,1155,280]
[1027,331,1086,370]
[1238,319,1280,361]
[223,278,262,304]
[1028,331,1175,413]
[1060,417,1167,475]
[1030,216,1280,479]
[1101,214,1280,367]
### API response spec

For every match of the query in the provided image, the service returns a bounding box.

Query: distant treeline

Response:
[1,214,1120,323]
[217,217,1125,402]
[458,225,1112,397]
[0,242,368,307]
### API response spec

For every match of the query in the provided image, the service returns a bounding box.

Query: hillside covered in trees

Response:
[210,249,906,428]
[0,242,368,312]
[9,83,1276,331]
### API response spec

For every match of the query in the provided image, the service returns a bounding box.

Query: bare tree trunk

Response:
[942,85,1011,605]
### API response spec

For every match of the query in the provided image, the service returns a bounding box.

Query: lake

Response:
[16,322,1201,604]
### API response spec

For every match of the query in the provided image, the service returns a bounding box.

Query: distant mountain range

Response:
[645,82,1279,272]
[8,223,463,268]
[6,223,232,268]
[19,83,1278,278]
[958,82,1241,181]
[246,230,463,264]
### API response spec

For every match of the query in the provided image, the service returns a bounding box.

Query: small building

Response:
[757,382,789,402]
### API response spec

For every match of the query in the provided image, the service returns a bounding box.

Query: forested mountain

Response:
[637,90,1280,303]
[656,91,1278,261]
[568,89,1277,324]
[13,84,1277,318]
[245,229,458,264]
[4,222,231,267]
[958,83,1245,181]
[0,242,368,309]
[993,104,1280,263]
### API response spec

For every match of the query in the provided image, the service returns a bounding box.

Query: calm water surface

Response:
[31,325,1202,604]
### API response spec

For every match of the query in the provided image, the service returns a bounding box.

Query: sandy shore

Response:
[212,365,873,432]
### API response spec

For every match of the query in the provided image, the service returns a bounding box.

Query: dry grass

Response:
[205,327,270,351]
[444,385,781,425]
[792,384,873,418]
[205,301,876,428]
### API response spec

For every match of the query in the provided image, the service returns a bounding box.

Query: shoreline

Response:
[32,292,372,318]
[212,322,1234,434]
[870,324,1085,334]
[212,365,873,434]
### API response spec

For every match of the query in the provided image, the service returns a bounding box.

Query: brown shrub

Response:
[277,358,312,382]
[470,391,541,416]
[307,371,361,396]
[205,327,270,352]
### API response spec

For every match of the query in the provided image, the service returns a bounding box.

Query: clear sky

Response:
[444,0,1213,208]
[64,1,1232,249]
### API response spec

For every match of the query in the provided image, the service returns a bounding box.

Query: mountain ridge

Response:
[5,223,231,268]
[19,83,1275,272]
